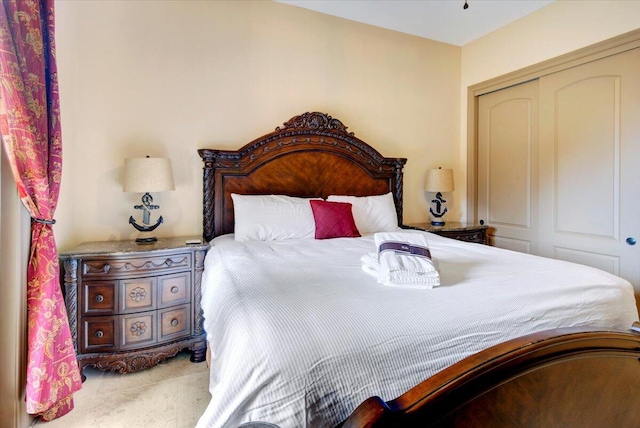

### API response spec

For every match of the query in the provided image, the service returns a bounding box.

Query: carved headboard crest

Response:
[276,112,353,135]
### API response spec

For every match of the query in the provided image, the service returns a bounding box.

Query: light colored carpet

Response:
[34,351,210,428]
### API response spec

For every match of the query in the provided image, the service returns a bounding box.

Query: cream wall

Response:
[459,0,640,218]
[54,0,461,250]
[462,1,640,87]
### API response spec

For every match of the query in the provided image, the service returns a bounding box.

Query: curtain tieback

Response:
[32,218,56,225]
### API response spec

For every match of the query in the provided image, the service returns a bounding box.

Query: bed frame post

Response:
[392,159,406,227]
[199,149,217,242]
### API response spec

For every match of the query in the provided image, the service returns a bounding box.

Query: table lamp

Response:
[123,156,175,243]
[425,167,454,226]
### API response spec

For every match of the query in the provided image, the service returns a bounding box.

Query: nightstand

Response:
[59,237,209,374]
[404,222,488,244]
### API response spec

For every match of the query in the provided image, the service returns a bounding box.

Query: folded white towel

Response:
[362,231,440,288]
[361,253,440,289]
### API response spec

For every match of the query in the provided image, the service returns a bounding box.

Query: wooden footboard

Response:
[341,327,640,428]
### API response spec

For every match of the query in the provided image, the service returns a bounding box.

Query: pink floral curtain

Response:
[0,0,82,421]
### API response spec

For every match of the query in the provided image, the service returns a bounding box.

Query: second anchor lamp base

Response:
[425,167,454,227]
[429,191,448,226]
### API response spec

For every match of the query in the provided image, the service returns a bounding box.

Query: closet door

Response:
[538,48,640,287]
[477,80,539,252]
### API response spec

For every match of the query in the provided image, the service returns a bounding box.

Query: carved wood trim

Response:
[201,154,216,245]
[82,255,190,277]
[199,111,407,241]
[62,259,79,353]
[276,111,353,134]
[77,339,197,373]
[192,249,206,337]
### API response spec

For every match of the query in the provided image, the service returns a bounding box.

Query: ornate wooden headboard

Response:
[198,112,407,242]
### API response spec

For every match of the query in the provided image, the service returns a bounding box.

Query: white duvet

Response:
[196,231,638,428]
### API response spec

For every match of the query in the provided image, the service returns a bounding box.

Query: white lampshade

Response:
[123,157,175,193]
[425,168,454,193]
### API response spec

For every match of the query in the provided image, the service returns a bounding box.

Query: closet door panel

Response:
[539,48,640,287]
[478,80,538,252]
[554,76,618,238]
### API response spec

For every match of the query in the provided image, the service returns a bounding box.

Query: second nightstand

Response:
[404,222,488,244]
[60,237,209,375]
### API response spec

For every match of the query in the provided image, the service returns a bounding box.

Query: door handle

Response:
[626,237,636,246]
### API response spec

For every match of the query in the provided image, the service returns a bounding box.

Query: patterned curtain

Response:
[0,0,82,420]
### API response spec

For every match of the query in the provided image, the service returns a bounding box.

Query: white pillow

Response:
[231,194,319,241]
[327,192,399,234]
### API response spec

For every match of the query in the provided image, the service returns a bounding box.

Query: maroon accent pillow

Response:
[310,200,361,239]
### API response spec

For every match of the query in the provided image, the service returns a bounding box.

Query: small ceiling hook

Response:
[464,0,469,9]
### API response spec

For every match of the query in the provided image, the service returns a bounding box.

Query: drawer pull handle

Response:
[95,294,104,303]
[171,319,179,327]
[95,330,104,338]
[170,286,179,294]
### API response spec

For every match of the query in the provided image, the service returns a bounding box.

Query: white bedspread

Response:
[196,231,638,428]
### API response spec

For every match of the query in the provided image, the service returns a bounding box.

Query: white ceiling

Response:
[276,0,556,46]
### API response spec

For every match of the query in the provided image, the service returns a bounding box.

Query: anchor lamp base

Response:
[135,231,158,244]
[128,192,164,244]
[123,155,174,243]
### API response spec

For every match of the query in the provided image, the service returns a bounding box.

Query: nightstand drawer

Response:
[158,272,191,308]
[82,253,193,279]
[120,277,156,313]
[82,316,117,352]
[404,222,488,245]
[120,311,156,350]
[437,229,486,244]
[159,305,191,342]
[83,281,118,315]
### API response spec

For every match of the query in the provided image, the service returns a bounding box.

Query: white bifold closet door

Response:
[478,48,640,290]
[478,80,539,254]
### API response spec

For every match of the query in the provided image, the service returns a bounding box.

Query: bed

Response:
[196,112,639,428]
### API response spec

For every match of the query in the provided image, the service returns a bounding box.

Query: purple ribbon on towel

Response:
[378,241,432,259]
